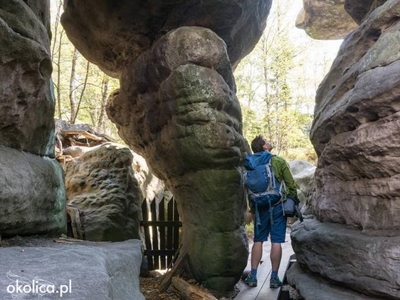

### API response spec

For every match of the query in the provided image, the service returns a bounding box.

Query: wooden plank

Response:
[167,199,174,266]
[173,198,180,252]
[234,230,294,300]
[234,253,272,300]
[143,249,178,256]
[141,201,153,270]
[159,250,187,292]
[140,220,182,227]
[256,239,294,300]
[151,200,160,269]
[159,198,166,269]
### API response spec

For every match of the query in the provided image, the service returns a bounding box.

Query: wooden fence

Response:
[140,197,181,270]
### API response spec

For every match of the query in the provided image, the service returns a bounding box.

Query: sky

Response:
[287,0,344,113]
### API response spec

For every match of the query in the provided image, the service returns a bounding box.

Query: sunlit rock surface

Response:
[296,0,358,40]
[311,1,400,230]
[290,1,400,299]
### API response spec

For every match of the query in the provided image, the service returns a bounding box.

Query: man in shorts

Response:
[244,135,298,288]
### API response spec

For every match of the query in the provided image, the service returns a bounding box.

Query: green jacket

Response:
[248,155,298,213]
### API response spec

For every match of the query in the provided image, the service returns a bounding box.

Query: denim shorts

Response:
[253,202,287,243]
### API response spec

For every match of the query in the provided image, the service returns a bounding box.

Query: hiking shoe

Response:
[244,275,257,287]
[270,277,282,288]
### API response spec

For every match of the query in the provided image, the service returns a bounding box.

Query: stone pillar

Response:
[107,26,249,292]
[0,0,66,236]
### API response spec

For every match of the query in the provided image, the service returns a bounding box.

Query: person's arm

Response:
[271,156,298,197]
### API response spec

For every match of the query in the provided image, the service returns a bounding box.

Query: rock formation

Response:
[0,0,66,236]
[61,0,272,293]
[296,0,358,40]
[55,121,164,242]
[291,0,400,299]
[65,143,142,242]
[0,238,145,300]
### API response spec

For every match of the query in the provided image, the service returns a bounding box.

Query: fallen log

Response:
[60,130,107,142]
[171,277,217,300]
[159,249,187,292]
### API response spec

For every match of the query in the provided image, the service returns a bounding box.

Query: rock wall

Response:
[311,0,400,231]
[291,0,400,299]
[0,0,66,237]
[61,0,272,293]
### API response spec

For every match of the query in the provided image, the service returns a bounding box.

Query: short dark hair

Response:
[251,135,266,153]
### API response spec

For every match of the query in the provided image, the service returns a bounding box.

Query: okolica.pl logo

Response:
[6,271,72,298]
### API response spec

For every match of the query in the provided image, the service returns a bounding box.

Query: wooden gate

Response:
[140,197,181,270]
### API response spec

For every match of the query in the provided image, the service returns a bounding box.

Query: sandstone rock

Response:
[344,0,387,24]
[288,160,316,207]
[287,262,383,300]
[289,1,400,298]
[61,0,272,76]
[65,143,142,241]
[296,0,358,40]
[63,146,93,158]
[106,26,249,291]
[0,145,66,237]
[0,0,55,156]
[0,238,144,300]
[131,151,165,201]
[290,219,400,299]
[310,1,400,230]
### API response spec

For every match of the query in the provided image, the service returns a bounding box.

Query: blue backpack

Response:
[242,152,286,228]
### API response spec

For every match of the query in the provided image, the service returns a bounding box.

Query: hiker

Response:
[243,135,298,288]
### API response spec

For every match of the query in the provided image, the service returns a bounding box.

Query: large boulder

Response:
[0,0,55,156]
[295,0,358,39]
[0,238,144,300]
[287,262,383,300]
[291,219,400,299]
[0,146,66,237]
[288,160,316,207]
[65,143,142,242]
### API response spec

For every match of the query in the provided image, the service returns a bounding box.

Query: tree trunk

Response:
[97,75,109,132]
[51,0,63,58]
[55,30,64,120]
[69,48,79,123]
[171,277,217,300]
[71,60,90,124]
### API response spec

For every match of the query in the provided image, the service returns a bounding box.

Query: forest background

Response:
[50,0,343,164]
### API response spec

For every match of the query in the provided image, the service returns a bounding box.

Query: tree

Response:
[50,1,121,141]
[234,0,339,163]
